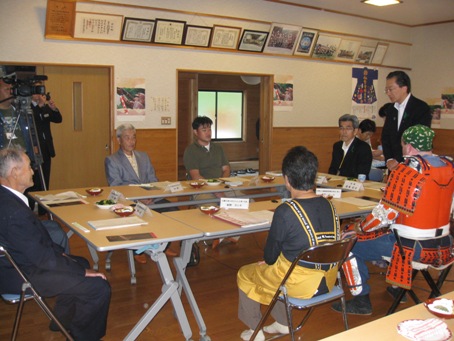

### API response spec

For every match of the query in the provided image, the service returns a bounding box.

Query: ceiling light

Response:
[361,0,402,6]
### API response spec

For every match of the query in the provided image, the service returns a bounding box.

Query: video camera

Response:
[2,73,48,97]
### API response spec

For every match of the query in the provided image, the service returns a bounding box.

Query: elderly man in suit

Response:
[104,123,177,262]
[328,114,372,179]
[0,147,110,341]
[381,71,431,172]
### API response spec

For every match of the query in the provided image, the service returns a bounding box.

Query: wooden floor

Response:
[2,220,454,341]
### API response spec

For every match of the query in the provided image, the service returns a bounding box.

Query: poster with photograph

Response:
[312,34,341,60]
[264,23,301,55]
[273,75,294,112]
[294,29,318,56]
[116,78,146,120]
[335,39,361,61]
[351,67,379,121]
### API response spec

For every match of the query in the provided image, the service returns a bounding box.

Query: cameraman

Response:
[31,86,62,194]
[0,69,34,160]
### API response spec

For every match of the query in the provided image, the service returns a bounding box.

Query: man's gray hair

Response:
[338,114,359,129]
[116,123,136,138]
[0,147,25,178]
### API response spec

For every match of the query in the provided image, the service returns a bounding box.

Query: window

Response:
[198,90,243,140]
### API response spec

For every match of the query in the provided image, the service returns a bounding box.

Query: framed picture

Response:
[356,45,377,64]
[264,23,302,55]
[312,34,342,60]
[371,42,389,64]
[184,25,212,47]
[210,25,242,49]
[73,12,123,41]
[121,17,155,42]
[238,30,269,52]
[335,39,361,61]
[294,28,318,56]
[152,18,186,45]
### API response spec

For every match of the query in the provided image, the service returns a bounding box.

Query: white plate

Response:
[96,204,114,210]
[205,181,222,186]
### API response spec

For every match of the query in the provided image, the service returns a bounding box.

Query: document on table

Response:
[88,216,148,230]
[38,191,86,201]
[333,197,378,208]
[214,209,274,228]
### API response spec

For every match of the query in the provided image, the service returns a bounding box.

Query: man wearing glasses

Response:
[381,71,431,172]
[328,114,372,179]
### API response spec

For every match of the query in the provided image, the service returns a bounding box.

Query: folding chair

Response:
[384,229,454,315]
[251,236,357,341]
[0,246,74,341]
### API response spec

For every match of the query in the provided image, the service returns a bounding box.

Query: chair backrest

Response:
[369,168,384,182]
[282,237,358,286]
[0,246,30,287]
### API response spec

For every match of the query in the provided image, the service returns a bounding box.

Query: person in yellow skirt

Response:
[237,146,341,341]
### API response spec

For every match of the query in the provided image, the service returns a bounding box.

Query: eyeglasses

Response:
[384,87,397,93]
[338,127,354,131]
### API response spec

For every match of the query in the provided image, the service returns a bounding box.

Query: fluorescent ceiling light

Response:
[361,0,402,6]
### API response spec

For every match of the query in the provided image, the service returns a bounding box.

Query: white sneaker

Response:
[263,321,289,334]
[240,329,265,341]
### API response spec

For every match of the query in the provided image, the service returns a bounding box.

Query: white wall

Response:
[0,0,450,129]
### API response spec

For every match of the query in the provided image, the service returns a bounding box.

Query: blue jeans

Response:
[352,232,424,295]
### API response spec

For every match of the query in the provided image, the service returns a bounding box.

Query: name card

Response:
[134,201,152,217]
[316,175,328,185]
[316,188,342,198]
[165,182,183,193]
[343,180,364,192]
[220,198,250,209]
[108,189,123,202]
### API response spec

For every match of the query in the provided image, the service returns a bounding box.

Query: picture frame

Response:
[121,17,155,42]
[184,25,212,47]
[335,39,362,61]
[312,34,342,60]
[294,28,318,56]
[152,18,186,45]
[238,30,269,52]
[355,45,377,64]
[73,12,123,41]
[210,25,242,49]
[371,42,389,65]
[264,23,302,55]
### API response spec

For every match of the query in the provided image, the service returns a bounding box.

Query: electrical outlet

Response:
[161,117,171,125]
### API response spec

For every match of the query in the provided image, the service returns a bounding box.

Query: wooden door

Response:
[37,65,111,189]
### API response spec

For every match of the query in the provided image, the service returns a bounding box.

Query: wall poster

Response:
[351,67,379,121]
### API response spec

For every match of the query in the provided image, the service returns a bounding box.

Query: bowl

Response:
[424,298,454,319]
[205,179,222,186]
[261,176,275,183]
[189,181,205,189]
[86,188,103,196]
[113,207,135,217]
[199,205,220,215]
[95,199,116,210]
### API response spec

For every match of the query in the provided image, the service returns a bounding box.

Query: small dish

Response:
[205,179,222,186]
[113,207,135,217]
[261,176,275,183]
[189,181,205,189]
[95,199,116,210]
[425,298,454,319]
[86,188,103,196]
[199,205,220,215]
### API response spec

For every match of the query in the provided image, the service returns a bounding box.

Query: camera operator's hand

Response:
[48,99,58,112]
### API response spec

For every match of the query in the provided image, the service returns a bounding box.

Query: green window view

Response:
[198,91,243,140]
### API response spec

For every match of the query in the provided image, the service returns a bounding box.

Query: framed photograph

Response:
[312,34,342,60]
[121,17,155,42]
[335,39,362,61]
[210,25,242,49]
[356,45,377,64]
[73,12,123,41]
[371,42,389,65]
[264,23,302,55]
[152,18,186,45]
[184,25,212,47]
[294,28,318,56]
[238,30,269,52]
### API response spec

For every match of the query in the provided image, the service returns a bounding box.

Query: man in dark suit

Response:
[381,71,431,172]
[328,114,372,179]
[31,90,62,191]
[0,148,110,341]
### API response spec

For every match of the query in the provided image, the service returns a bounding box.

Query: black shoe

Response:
[386,286,408,303]
[331,295,372,315]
